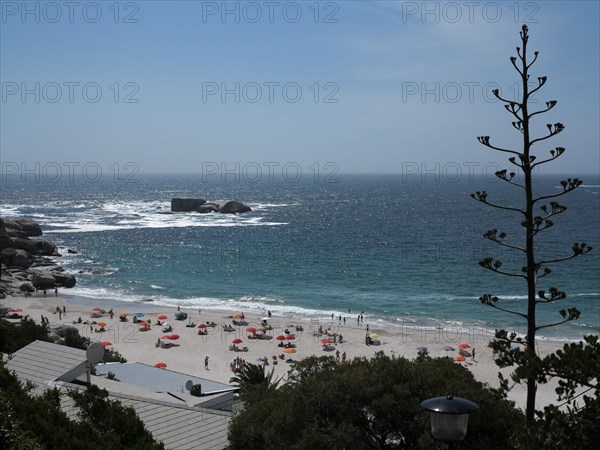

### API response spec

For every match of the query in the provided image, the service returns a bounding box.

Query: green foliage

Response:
[228,353,522,450]
[229,363,280,402]
[0,358,163,449]
[509,336,600,449]
[0,318,52,354]
[69,384,162,449]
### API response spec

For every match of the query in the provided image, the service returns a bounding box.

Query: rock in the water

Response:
[32,272,56,289]
[171,198,206,212]
[67,249,78,254]
[15,220,43,237]
[34,240,59,256]
[196,204,219,214]
[219,201,252,214]
[52,272,76,288]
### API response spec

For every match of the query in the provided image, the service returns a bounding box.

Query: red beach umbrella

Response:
[232,338,243,344]
[246,326,257,333]
[161,334,180,340]
[321,339,333,344]
[154,362,167,369]
[197,323,207,329]
[92,307,102,311]
[458,343,471,349]
[158,315,168,320]
[286,335,296,340]
[275,335,287,341]
[8,308,23,313]
[138,321,149,327]
[99,341,112,347]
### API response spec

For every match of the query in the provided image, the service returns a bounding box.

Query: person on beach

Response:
[472,348,476,360]
[62,305,66,314]
[205,356,209,370]
[55,287,58,296]
[58,311,62,320]
[43,290,47,296]
[342,351,347,363]
[335,350,340,361]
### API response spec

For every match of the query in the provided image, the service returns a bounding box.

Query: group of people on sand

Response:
[230,356,246,373]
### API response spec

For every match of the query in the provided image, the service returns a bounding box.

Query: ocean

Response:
[2,173,598,341]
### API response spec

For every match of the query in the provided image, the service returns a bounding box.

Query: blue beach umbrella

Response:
[133,312,145,317]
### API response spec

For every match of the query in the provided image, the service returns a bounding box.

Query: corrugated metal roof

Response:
[5,340,88,393]
[7,342,232,449]
[59,383,231,450]
[95,362,236,395]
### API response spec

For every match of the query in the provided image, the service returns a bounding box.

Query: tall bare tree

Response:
[472,25,592,423]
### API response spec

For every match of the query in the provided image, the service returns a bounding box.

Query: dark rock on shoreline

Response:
[171,197,251,214]
[0,217,77,297]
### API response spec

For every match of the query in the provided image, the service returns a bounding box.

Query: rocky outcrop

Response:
[0,217,76,296]
[171,198,206,212]
[15,220,43,237]
[171,198,251,214]
[219,201,252,214]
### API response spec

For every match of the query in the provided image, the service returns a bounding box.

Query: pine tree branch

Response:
[528,76,547,99]
[477,136,521,155]
[536,318,573,331]
[484,303,528,319]
[471,192,526,215]
[530,123,564,146]
[529,100,557,119]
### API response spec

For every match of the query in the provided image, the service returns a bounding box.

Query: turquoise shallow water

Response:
[2,174,598,340]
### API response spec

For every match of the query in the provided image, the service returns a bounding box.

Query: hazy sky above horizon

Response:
[1,1,599,179]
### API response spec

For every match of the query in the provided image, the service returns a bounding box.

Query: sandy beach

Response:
[4,291,569,411]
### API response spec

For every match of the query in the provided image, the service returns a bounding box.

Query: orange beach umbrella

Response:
[454,355,466,362]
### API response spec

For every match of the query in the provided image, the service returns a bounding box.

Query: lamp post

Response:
[420,395,479,449]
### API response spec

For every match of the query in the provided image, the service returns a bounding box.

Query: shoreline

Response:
[3,290,578,411]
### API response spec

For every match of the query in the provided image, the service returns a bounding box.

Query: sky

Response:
[1,0,599,178]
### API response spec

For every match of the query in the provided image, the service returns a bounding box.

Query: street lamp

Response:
[420,395,479,448]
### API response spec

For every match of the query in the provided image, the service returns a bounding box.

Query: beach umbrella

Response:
[246,326,257,333]
[275,335,287,341]
[283,348,296,353]
[232,338,243,344]
[197,323,207,329]
[416,346,428,351]
[133,312,145,317]
[286,335,296,340]
[454,355,466,362]
[119,312,128,317]
[154,362,167,369]
[92,307,102,311]
[232,313,244,319]
[369,333,379,340]
[8,308,23,312]
[458,343,471,349]
[99,341,112,347]
[97,322,106,327]
[321,338,333,344]
[158,315,168,320]
[138,321,149,327]
[442,345,455,351]
[161,334,180,340]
